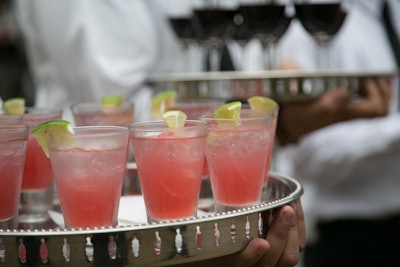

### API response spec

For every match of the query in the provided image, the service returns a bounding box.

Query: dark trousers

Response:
[304,214,400,267]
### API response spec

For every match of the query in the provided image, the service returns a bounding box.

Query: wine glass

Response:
[239,0,292,70]
[295,0,348,70]
[191,0,237,72]
[225,5,254,71]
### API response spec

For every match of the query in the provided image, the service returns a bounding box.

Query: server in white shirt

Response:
[275,0,400,266]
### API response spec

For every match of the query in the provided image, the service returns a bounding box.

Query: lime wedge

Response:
[31,119,74,157]
[214,101,242,120]
[101,95,125,112]
[247,96,278,110]
[162,110,187,128]
[151,90,177,118]
[3,97,25,115]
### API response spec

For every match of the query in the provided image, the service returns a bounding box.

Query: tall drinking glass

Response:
[0,124,29,229]
[46,126,129,228]
[19,108,62,224]
[202,110,273,212]
[130,120,207,223]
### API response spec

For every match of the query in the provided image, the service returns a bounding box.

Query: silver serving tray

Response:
[0,172,302,266]
[148,69,397,103]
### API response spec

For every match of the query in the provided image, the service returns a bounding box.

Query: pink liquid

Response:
[132,134,206,221]
[22,136,53,190]
[206,128,269,206]
[22,109,62,191]
[50,148,126,228]
[0,141,26,221]
[172,100,223,177]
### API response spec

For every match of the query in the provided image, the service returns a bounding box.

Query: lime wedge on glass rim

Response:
[247,96,278,110]
[101,95,125,112]
[30,119,75,157]
[214,101,242,125]
[151,90,177,118]
[162,110,187,128]
[2,97,25,115]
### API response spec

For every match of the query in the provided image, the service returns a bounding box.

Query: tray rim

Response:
[0,171,303,237]
[147,69,398,83]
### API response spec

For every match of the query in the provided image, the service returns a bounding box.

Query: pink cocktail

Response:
[71,102,134,126]
[171,99,224,175]
[244,105,279,180]
[202,111,273,212]
[19,108,62,223]
[47,126,129,228]
[130,120,207,222]
[0,124,29,229]
[170,99,224,210]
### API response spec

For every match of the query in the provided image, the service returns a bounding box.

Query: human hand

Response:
[178,199,305,267]
[277,77,392,145]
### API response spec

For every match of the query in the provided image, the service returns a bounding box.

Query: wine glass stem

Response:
[263,42,278,70]
[316,42,332,70]
[208,45,222,72]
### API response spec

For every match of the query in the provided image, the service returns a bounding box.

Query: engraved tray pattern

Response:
[0,172,303,267]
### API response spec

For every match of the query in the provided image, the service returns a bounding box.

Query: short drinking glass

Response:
[0,124,29,229]
[130,120,207,223]
[46,126,129,228]
[202,111,273,212]
[19,108,62,223]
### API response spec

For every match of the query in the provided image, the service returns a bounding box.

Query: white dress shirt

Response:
[15,0,180,123]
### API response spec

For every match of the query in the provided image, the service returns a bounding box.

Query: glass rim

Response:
[0,124,29,141]
[71,101,134,110]
[46,125,129,138]
[200,110,274,121]
[24,107,62,113]
[129,119,207,128]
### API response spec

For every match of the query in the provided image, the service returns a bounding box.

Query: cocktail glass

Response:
[0,124,29,229]
[71,101,134,127]
[130,120,207,223]
[19,108,62,223]
[201,110,273,212]
[169,98,224,211]
[46,126,129,228]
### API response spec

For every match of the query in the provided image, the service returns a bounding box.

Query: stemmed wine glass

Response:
[191,0,237,72]
[294,0,348,70]
[239,0,292,70]
[224,6,254,71]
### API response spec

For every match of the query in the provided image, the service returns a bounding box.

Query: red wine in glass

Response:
[224,11,254,70]
[239,3,291,69]
[192,7,236,71]
[169,16,196,47]
[295,2,347,68]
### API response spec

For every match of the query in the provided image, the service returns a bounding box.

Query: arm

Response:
[275,77,400,185]
[277,77,393,145]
